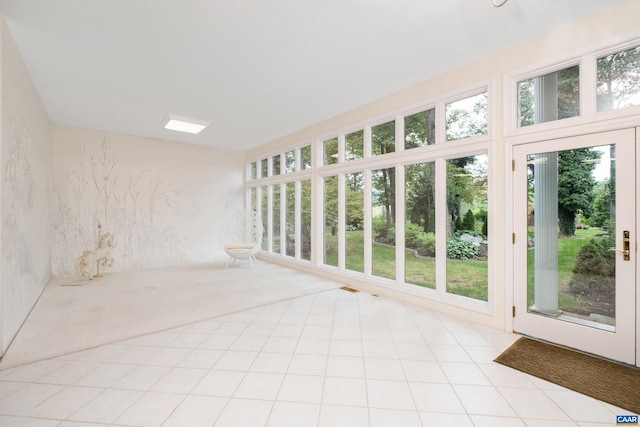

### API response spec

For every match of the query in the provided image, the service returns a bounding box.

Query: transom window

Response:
[597,45,640,112]
[517,65,580,128]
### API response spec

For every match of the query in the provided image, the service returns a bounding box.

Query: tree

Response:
[557,148,601,236]
[588,181,612,227]
[406,162,435,233]
[518,65,580,126]
[323,176,339,236]
[445,93,488,141]
[597,46,640,111]
[518,79,535,127]
[557,66,580,120]
[447,158,475,237]
[300,180,312,260]
[372,121,396,234]
[404,109,435,148]
[372,167,395,233]
[346,172,364,229]
[462,209,476,231]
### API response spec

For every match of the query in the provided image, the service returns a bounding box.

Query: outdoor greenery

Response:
[527,228,615,317]
[446,238,480,260]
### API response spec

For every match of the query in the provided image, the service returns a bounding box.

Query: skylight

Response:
[162,114,209,134]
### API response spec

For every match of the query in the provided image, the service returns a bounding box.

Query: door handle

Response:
[610,230,631,260]
[620,230,631,261]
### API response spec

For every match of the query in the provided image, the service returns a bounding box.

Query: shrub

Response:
[462,210,476,231]
[387,226,396,245]
[373,219,388,238]
[405,222,423,247]
[417,232,436,257]
[447,238,479,260]
[568,236,615,295]
[454,215,463,232]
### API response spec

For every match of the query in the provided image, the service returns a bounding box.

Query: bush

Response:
[417,232,436,257]
[568,236,615,295]
[447,238,479,260]
[387,226,396,245]
[373,219,395,244]
[405,222,423,247]
[373,219,388,238]
[404,222,435,256]
[462,210,476,231]
[454,215,463,232]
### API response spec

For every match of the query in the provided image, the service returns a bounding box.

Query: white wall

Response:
[51,126,245,276]
[1,19,53,353]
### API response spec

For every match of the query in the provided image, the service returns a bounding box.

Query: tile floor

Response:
[0,288,632,426]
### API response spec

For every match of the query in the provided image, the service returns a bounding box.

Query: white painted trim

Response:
[636,126,640,367]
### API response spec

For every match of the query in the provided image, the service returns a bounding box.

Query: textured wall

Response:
[51,126,244,276]
[1,20,53,352]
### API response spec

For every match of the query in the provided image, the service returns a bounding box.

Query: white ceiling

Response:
[0,0,628,151]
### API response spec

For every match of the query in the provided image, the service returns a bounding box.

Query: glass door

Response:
[513,129,636,365]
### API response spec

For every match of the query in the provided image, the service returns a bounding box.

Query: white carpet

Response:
[0,261,340,369]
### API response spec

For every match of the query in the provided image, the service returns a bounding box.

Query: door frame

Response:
[506,124,639,367]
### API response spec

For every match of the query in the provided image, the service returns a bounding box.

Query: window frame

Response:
[246,82,494,314]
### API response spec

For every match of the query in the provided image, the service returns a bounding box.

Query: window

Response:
[249,187,257,213]
[260,159,269,178]
[446,154,488,301]
[285,150,295,173]
[301,145,312,170]
[372,167,396,280]
[597,45,640,112]
[247,83,492,313]
[272,155,281,176]
[345,172,364,273]
[285,182,296,257]
[345,130,364,161]
[260,186,268,250]
[405,162,436,289]
[446,92,488,140]
[372,121,395,155]
[272,185,281,253]
[323,176,339,267]
[250,162,257,180]
[301,180,312,261]
[405,109,435,149]
[323,137,339,165]
[517,65,580,127]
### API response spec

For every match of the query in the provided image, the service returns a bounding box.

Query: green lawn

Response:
[527,227,610,315]
[323,227,609,310]
[324,231,488,301]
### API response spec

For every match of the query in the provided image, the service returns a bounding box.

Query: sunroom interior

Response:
[0,0,638,424]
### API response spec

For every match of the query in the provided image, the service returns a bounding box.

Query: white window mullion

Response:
[364,126,372,158]
[395,114,404,153]
[581,53,596,117]
[435,101,447,145]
